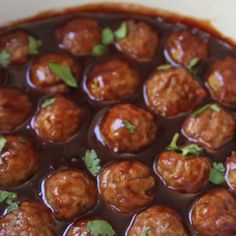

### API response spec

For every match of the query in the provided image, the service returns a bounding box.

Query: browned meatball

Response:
[29,53,80,93]
[165,30,208,66]
[225,152,236,192]
[55,18,101,56]
[0,136,39,187]
[206,56,236,105]
[99,161,156,213]
[155,151,211,193]
[43,169,97,220]
[190,189,236,236]
[98,104,157,153]
[0,88,32,132]
[115,19,159,61]
[85,58,140,102]
[182,106,235,150]
[0,201,56,236]
[34,95,83,142]
[128,205,187,236]
[144,67,207,117]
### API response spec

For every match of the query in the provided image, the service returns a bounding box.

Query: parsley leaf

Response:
[192,104,221,116]
[92,44,108,57]
[87,220,116,236]
[0,136,7,152]
[0,50,10,66]
[157,64,173,71]
[0,190,19,214]
[48,62,77,88]
[102,28,114,45]
[28,36,42,55]
[123,120,136,134]
[188,57,199,70]
[41,97,56,108]
[141,227,151,236]
[6,202,19,213]
[114,22,127,40]
[209,162,225,185]
[84,150,101,176]
[168,133,203,156]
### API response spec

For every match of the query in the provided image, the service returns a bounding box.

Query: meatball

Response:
[165,30,208,66]
[55,18,101,56]
[99,161,156,213]
[43,169,97,220]
[144,67,207,117]
[206,56,236,105]
[34,95,83,142]
[0,201,56,236]
[29,53,80,93]
[190,189,236,236]
[182,106,235,150]
[0,135,39,187]
[225,152,236,192]
[84,58,140,102]
[98,104,157,153]
[0,88,32,132]
[128,205,187,236]
[115,19,159,61]
[155,151,211,193]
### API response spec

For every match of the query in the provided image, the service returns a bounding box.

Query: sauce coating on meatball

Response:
[99,160,156,213]
[225,152,236,193]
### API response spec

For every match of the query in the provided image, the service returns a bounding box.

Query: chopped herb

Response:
[0,136,7,152]
[0,50,10,66]
[188,57,199,70]
[209,162,225,185]
[123,120,136,134]
[6,202,19,213]
[157,64,172,71]
[87,219,116,236]
[141,227,151,236]
[83,150,101,176]
[92,44,108,57]
[168,133,203,156]
[28,36,42,54]
[192,104,221,116]
[102,28,114,45]
[114,22,127,40]
[48,62,77,88]
[0,190,18,213]
[41,97,56,108]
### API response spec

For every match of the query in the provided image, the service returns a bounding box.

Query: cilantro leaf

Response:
[6,202,19,213]
[0,190,17,203]
[114,22,127,40]
[48,62,77,88]
[157,64,173,71]
[84,150,101,176]
[87,220,116,236]
[123,120,136,134]
[92,44,108,57]
[188,57,199,70]
[41,97,56,108]
[0,136,7,152]
[192,104,221,116]
[141,227,151,236]
[209,162,225,185]
[0,50,10,66]
[28,36,42,55]
[102,28,114,45]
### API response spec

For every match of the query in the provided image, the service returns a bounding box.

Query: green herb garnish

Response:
[102,28,114,45]
[141,227,151,236]
[192,104,221,116]
[41,97,56,108]
[28,36,42,55]
[0,190,18,213]
[123,120,136,134]
[84,150,101,176]
[0,50,10,66]
[48,62,77,88]
[209,162,225,185]
[0,136,7,152]
[91,44,108,57]
[114,22,127,40]
[157,64,173,71]
[87,220,116,236]
[188,57,199,70]
[6,202,19,213]
[168,133,203,156]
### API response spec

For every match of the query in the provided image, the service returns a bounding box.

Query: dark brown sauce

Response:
[0,4,236,236]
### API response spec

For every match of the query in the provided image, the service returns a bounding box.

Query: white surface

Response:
[0,0,235,40]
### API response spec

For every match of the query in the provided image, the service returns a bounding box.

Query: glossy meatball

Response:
[85,58,140,102]
[29,53,80,93]
[34,95,83,142]
[115,19,159,61]
[98,104,157,153]
[182,106,235,150]
[156,151,211,193]
[55,18,101,56]
[0,88,32,132]
[43,169,97,220]
[99,161,156,213]
[128,205,187,236]
[0,136,39,187]
[190,189,236,236]
[165,30,208,66]
[206,56,236,105]
[226,152,236,192]
[144,67,207,117]
[0,201,56,236]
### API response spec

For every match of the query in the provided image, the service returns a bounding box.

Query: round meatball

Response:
[98,104,157,153]
[144,67,207,117]
[115,19,159,61]
[128,205,187,236]
[84,58,140,102]
[190,189,236,236]
[226,152,236,192]
[0,201,56,236]
[0,135,39,187]
[206,56,236,105]
[43,169,97,220]
[55,18,101,56]
[34,95,83,142]
[155,151,211,193]
[29,53,80,93]
[165,30,208,66]
[182,106,235,150]
[99,161,156,213]
[0,88,32,132]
